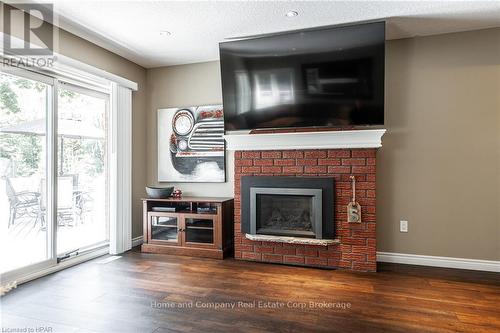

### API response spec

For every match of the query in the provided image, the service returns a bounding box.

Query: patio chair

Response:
[57,177,75,226]
[40,176,76,227]
[4,177,42,227]
[74,190,94,224]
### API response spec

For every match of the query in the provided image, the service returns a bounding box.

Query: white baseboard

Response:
[132,236,143,247]
[377,252,500,273]
[129,237,499,272]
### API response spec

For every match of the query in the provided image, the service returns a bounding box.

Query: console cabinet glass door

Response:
[148,212,180,245]
[183,214,216,247]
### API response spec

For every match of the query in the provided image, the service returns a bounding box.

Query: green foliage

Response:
[14,78,46,92]
[13,79,32,89]
[59,89,76,99]
[0,82,20,114]
[0,76,105,179]
[0,76,43,176]
[0,134,42,176]
[87,140,104,175]
[59,138,104,176]
[22,135,42,174]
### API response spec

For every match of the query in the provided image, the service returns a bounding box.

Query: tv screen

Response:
[219,22,385,131]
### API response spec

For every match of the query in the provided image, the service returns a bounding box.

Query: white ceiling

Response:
[42,1,500,68]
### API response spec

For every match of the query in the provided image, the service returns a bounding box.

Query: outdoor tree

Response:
[0,75,43,177]
[0,74,105,179]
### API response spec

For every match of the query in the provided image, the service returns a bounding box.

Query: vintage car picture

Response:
[158,105,225,182]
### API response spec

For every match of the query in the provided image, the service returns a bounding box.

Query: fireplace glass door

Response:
[256,194,315,237]
[251,187,323,239]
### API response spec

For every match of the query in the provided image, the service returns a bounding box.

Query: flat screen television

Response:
[219,21,385,131]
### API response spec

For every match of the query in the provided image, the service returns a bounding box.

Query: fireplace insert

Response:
[241,176,334,239]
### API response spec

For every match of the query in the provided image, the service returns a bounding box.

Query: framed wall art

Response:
[158,105,225,183]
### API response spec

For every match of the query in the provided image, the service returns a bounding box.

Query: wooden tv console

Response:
[141,197,234,259]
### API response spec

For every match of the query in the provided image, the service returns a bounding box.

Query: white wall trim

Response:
[132,236,143,247]
[377,252,500,273]
[54,53,138,91]
[224,129,386,151]
[0,33,138,91]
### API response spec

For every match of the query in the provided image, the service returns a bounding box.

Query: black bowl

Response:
[145,186,174,199]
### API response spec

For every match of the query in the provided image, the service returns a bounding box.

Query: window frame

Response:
[0,60,122,285]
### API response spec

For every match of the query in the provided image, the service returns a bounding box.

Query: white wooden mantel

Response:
[224,129,386,151]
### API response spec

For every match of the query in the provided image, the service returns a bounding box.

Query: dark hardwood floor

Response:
[1,249,499,333]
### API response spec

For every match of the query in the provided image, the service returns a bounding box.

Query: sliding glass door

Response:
[0,67,110,278]
[56,84,109,255]
[0,70,54,274]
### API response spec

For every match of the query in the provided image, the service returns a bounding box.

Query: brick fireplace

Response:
[233,148,378,272]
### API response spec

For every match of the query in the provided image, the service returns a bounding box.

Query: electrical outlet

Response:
[400,220,408,233]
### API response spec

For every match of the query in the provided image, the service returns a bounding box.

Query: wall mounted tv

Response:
[219,21,385,131]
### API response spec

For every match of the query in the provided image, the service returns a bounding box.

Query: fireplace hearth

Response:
[242,176,334,240]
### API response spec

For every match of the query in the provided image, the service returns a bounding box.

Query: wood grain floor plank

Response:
[1,250,499,333]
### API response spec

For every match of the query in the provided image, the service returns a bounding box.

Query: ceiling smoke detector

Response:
[159,30,171,36]
[285,11,299,18]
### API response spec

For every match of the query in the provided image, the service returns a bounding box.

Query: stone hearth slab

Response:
[245,233,340,246]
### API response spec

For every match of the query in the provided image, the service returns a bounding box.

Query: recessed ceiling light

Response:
[285,11,298,18]
[160,30,171,36]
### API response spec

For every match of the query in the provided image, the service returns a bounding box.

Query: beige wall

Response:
[2,7,148,238]
[146,62,234,197]
[146,28,500,261]
[380,28,500,261]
